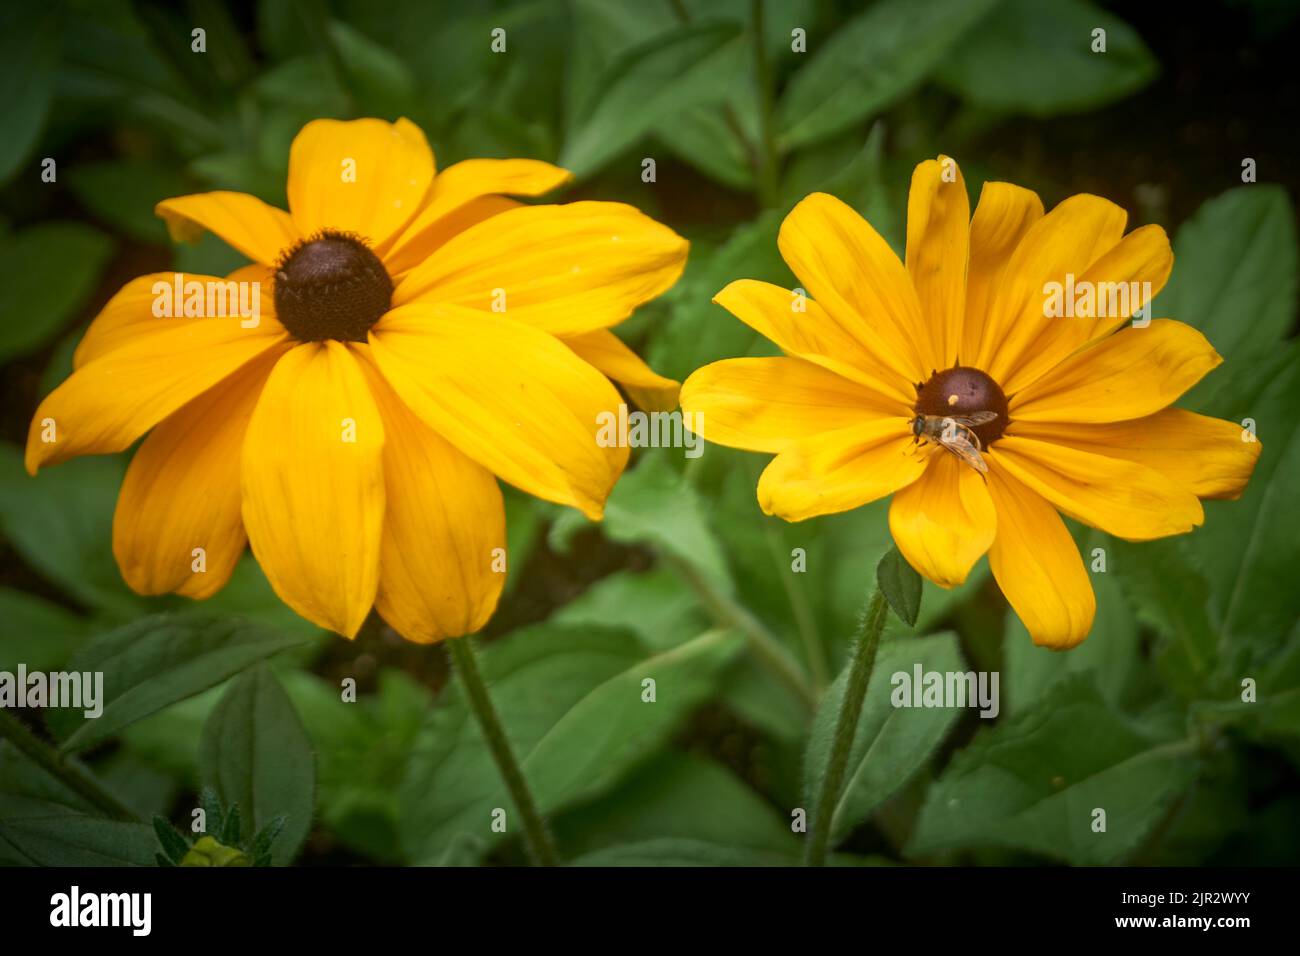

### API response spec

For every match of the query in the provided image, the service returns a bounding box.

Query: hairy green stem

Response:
[803,588,888,866]
[0,708,138,822]
[446,636,561,866]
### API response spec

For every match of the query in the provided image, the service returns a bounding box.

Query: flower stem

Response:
[0,708,138,822]
[803,588,888,866]
[446,636,561,866]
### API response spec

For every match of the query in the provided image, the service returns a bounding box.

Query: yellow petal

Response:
[1012,410,1261,501]
[960,181,1043,363]
[778,192,930,382]
[986,461,1095,649]
[906,156,969,368]
[241,342,386,637]
[74,265,277,369]
[1004,224,1174,394]
[155,192,299,265]
[354,350,506,643]
[991,435,1203,541]
[113,352,276,599]
[1010,319,1221,424]
[888,452,996,588]
[756,417,924,521]
[393,201,688,335]
[287,117,434,251]
[680,357,896,453]
[712,278,915,404]
[27,316,288,474]
[368,303,628,519]
[384,158,571,275]
[562,329,680,412]
[978,194,1128,383]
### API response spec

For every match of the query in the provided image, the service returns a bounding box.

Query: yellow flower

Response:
[681,157,1260,648]
[26,117,687,642]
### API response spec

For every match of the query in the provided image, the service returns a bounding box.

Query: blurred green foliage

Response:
[0,0,1297,868]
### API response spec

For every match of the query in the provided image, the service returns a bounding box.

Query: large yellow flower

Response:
[681,157,1260,648]
[26,117,687,642]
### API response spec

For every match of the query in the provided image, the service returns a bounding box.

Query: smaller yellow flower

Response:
[26,117,687,643]
[682,157,1261,648]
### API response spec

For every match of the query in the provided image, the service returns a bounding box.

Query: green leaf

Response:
[521,628,744,810]
[399,624,738,863]
[551,566,707,653]
[0,817,157,866]
[152,815,190,864]
[936,0,1156,117]
[596,453,733,593]
[775,0,1000,150]
[552,752,797,857]
[561,22,742,179]
[0,588,93,674]
[66,159,194,243]
[908,675,1198,864]
[0,5,59,183]
[1189,345,1300,664]
[199,663,315,865]
[570,837,796,867]
[1005,566,1141,717]
[804,633,966,844]
[0,445,142,615]
[48,613,314,752]
[876,547,922,627]
[0,223,114,362]
[1161,186,1298,406]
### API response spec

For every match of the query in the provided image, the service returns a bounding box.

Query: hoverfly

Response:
[909,411,999,475]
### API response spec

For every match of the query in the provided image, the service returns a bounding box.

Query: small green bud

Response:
[180,835,251,867]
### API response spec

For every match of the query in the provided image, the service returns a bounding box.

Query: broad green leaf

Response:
[48,613,314,752]
[1160,186,1297,405]
[0,223,114,362]
[584,452,733,593]
[775,0,999,150]
[398,624,738,863]
[199,663,315,865]
[0,445,142,615]
[1005,566,1141,717]
[0,588,93,674]
[1190,345,1300,664]
[561,22,742,179]
[553,752,797,857]
[0,742,97,818]
[522,628,743,809]
[551,566,708,652]
[67,159,194,243]
[804,633,966,844]
[876,546,922,626]
[0,5,59,183]
[937,0,1156,116]
[908,675,1198,864]
[0,816,157,866]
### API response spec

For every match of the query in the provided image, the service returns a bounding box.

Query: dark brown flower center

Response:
[914,366,1008,447]
[273,231,392,342]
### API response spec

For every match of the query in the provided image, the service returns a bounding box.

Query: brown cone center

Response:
[914,366,1009,447]
[273,231,392,343]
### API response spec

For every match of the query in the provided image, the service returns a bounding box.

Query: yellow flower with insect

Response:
[26,117,687,642]
[681,156,1260,648]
